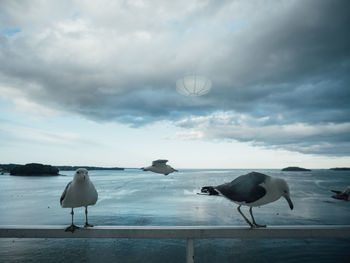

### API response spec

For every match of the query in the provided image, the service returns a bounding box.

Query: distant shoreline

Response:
[329,167,350,171]
[1,164,350,174]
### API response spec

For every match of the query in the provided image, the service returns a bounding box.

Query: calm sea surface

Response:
[0,169,349,262]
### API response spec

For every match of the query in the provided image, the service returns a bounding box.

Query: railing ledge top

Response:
[1,224,350,230]
[1,225,350,239]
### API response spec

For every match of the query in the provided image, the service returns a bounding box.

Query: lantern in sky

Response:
[176,75,212,96]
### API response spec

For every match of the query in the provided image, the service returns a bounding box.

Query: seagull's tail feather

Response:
[331,190,342,194]
[331,194,347,200]
[201,186,219,195]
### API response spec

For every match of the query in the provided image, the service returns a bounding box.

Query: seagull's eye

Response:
[283,190,288,193]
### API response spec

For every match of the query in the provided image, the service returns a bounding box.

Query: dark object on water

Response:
[10,163,59,176]
[331,187,350,201]
[200,172,293,228]
[281,166,311,172]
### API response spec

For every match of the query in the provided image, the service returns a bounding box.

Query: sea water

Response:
[0,169,349,262]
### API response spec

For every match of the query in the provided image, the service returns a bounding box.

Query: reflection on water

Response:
[1,169,350,262]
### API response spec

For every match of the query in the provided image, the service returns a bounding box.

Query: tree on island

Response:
[0,164,20,173]
[10,163,59,176]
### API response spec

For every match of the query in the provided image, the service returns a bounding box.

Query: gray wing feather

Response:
[216,172,267,203]
[60,181,72,205]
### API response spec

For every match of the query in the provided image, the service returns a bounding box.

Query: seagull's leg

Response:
[237,205,253,228]
[65,208,80,232]
[84,206,94,227]
[249,207,266,228]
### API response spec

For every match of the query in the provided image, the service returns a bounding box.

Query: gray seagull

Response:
[201,172,294,228]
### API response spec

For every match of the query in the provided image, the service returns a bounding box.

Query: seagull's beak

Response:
[284,195,294,210]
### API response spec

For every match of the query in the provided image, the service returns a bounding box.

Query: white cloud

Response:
[1,124,79,145]
[0,86,60,117]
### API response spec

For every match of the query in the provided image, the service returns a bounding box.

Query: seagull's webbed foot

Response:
[248,207,266,228]
[246,221,254,228]
[84,223,94,228]
[252,222,266,228]
[65,224,80,232]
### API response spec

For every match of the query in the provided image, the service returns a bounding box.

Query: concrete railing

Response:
[1,225,350,263]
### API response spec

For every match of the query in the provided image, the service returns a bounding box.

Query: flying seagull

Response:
[141,159,178,175]
[331,186,350,201]
[200,172,293,228]
[60,168,98,232]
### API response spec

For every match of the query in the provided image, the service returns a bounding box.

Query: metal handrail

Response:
[1,225,350,263]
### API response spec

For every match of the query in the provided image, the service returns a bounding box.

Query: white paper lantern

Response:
[176,75,212,96]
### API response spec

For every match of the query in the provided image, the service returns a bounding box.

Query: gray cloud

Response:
[175,113,350,155]
[0,0,349,155]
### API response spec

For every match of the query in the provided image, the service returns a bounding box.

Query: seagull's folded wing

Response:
[216,173,267,203]
[60,181,72,206]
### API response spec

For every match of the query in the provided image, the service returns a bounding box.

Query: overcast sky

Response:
[1,0,349,168]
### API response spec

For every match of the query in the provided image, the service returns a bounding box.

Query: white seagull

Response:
[60,168,98,232]
[141,159,178,175]
[201,172,293,228]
